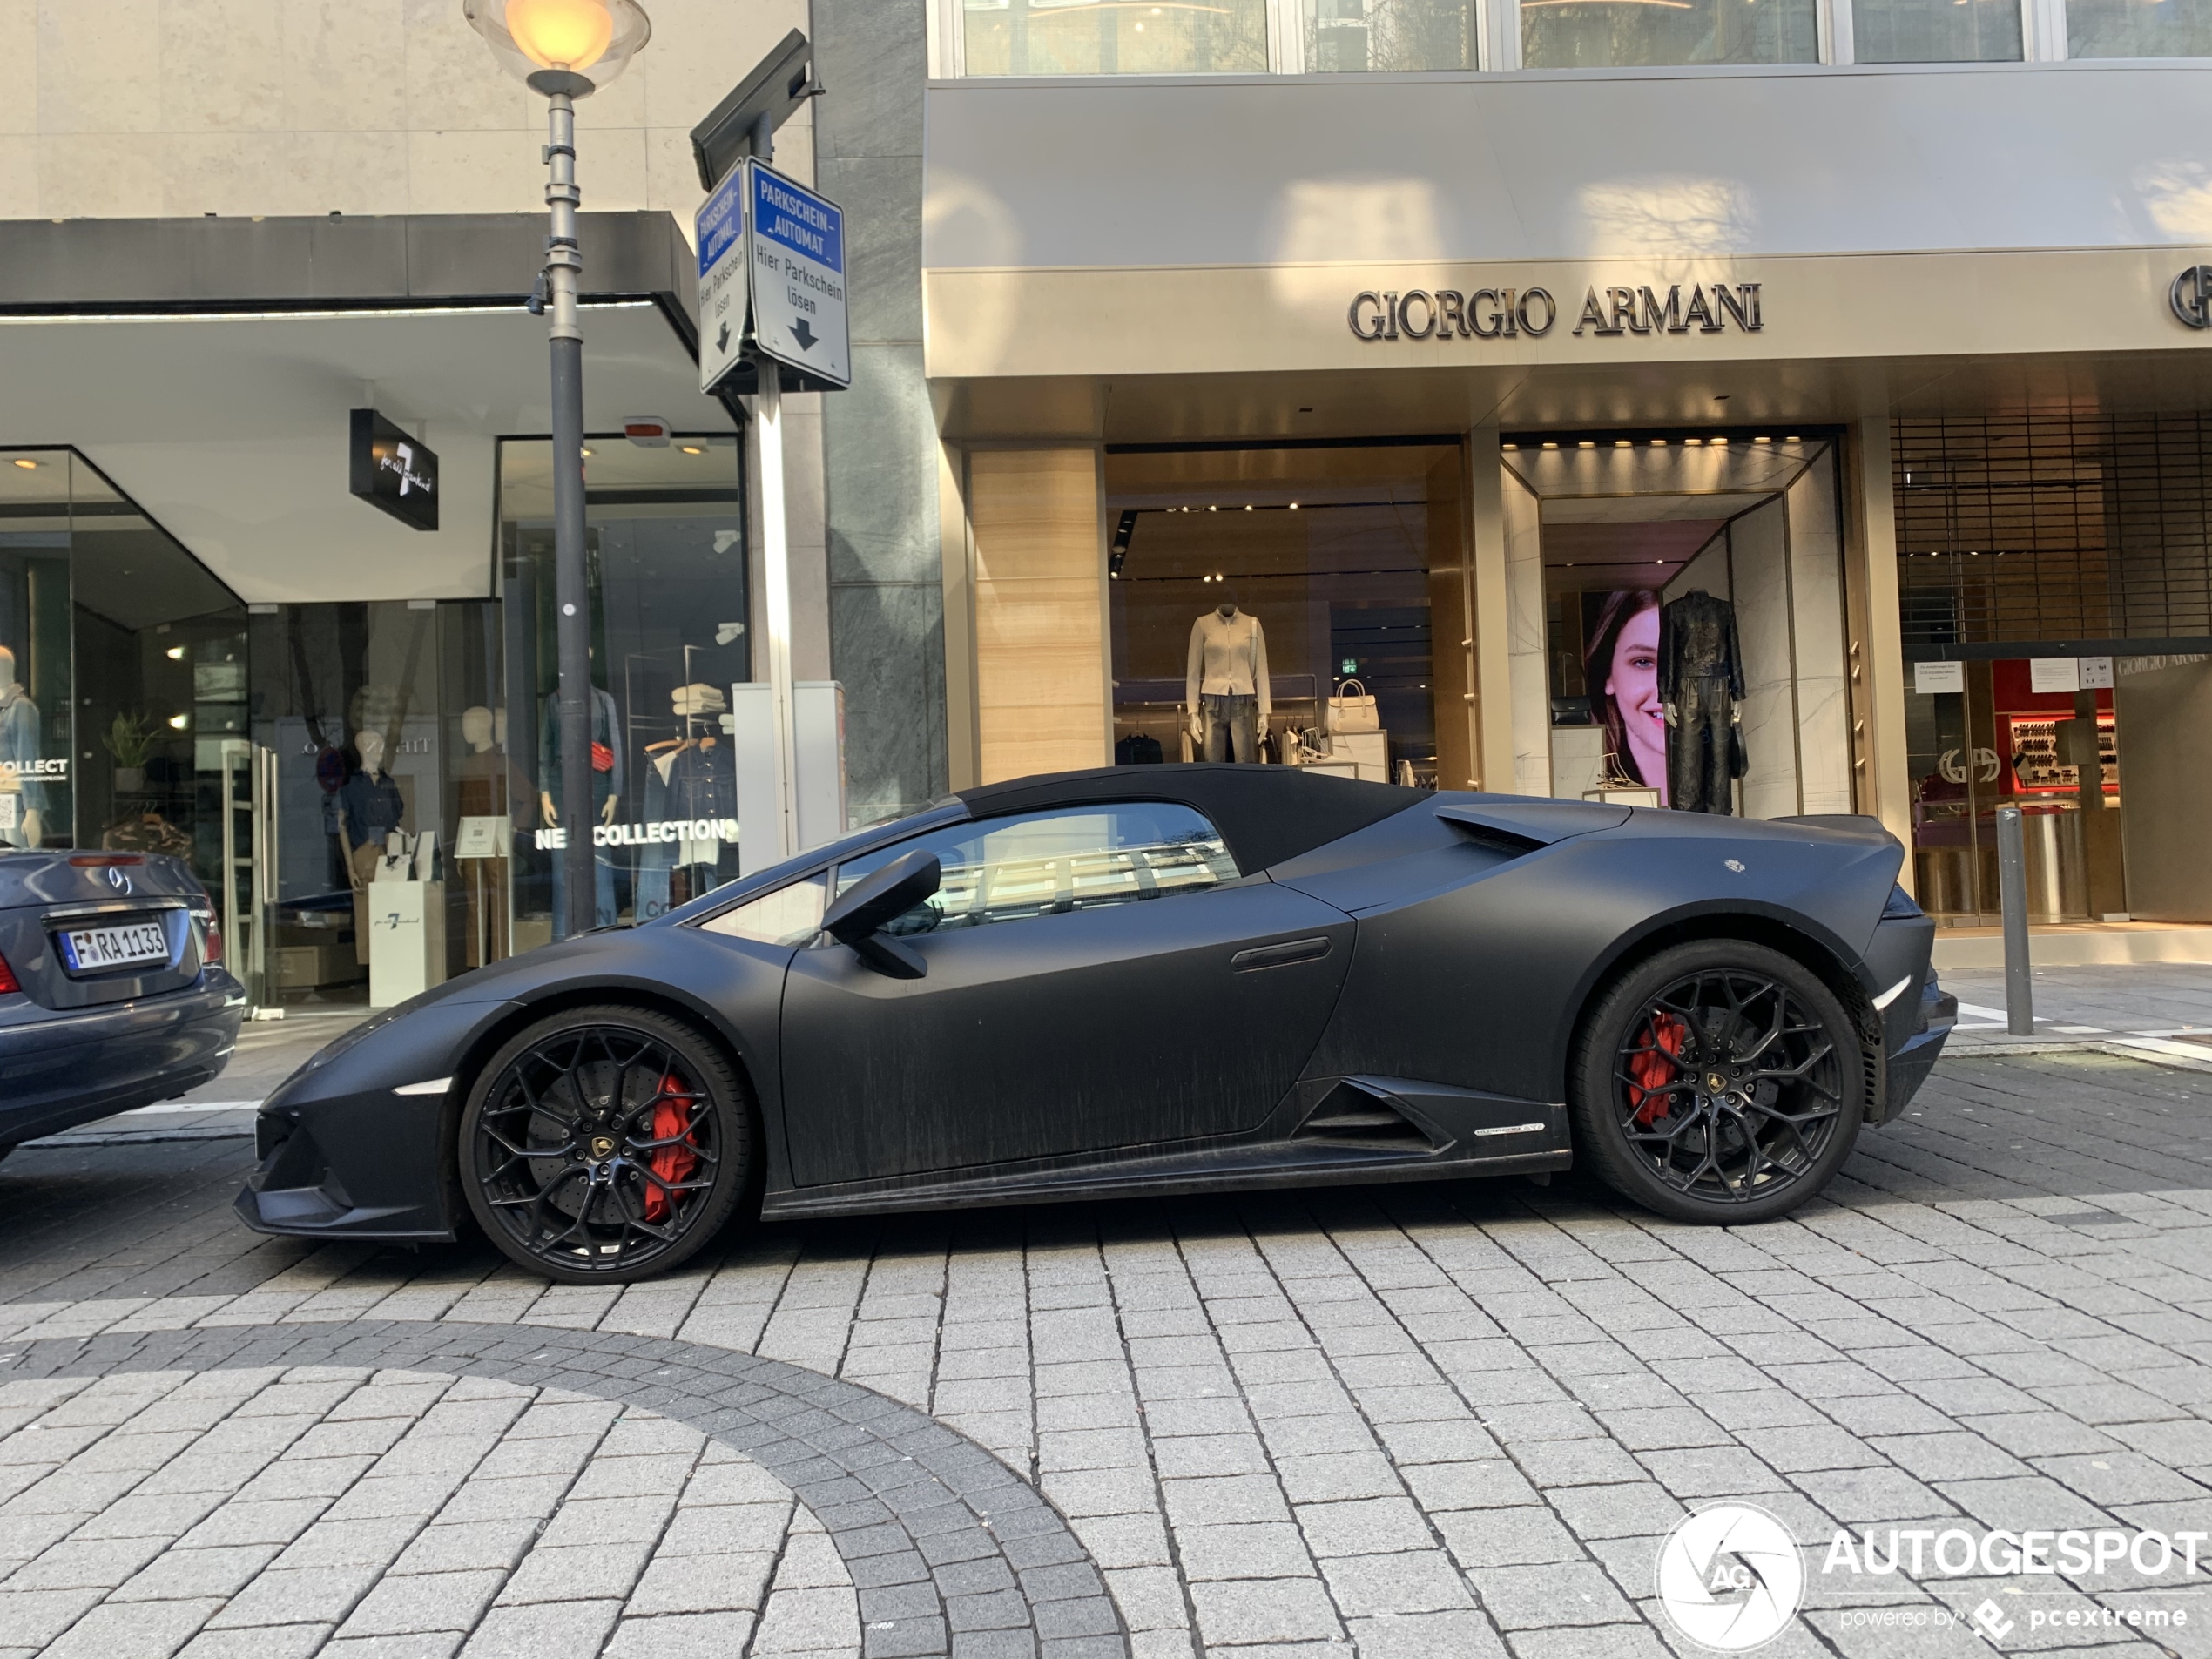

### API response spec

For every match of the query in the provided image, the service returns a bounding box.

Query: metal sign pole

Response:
[755,369,799,862]
[1996,803,2033,1035]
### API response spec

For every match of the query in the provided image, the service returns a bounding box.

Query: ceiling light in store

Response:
[1615,440,1632,448]
[1541,442,1559,450]
[1786,435,1801,442]
[580,446,594,457]
[1578,441,1595,449]
[1684,437,1703,446]
[1650,438,1667,447]
[1712,436,1729,447]
[1754,435,1771,443]
[10,458,36,469]
[1209,504,1217,512]
[168,714,189,729]
[165,646,185,660]
[680,444,705,455]
[1289,502,1299,509]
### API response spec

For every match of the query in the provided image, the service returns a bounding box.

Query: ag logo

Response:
[2171,266,2212,329]
[1655,1503,1804,1651]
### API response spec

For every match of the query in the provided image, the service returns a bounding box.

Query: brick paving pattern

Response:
[0,1048,2209,1657]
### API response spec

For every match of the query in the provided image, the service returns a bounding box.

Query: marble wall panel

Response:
[161,0,287,133]
[1,3,35,136]
[163,130,407,219]
[35,132,164,216]
[1505,472,1550,797]
[1726,497,1802,820]
[37,0,160,135]
[10,0,818,219]
[280,0,406,133]
[0,137,35,215]
[1550,725,1607,799]
[1787,448,1854,814]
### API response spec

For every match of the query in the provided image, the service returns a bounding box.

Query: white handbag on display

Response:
[1325,678,1379,735]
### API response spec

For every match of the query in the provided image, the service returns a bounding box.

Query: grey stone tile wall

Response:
[814,0,948,824]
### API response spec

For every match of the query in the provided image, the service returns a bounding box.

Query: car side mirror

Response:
[820,849,940,979]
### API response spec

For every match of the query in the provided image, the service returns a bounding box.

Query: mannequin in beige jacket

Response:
[1186,601,1271,763]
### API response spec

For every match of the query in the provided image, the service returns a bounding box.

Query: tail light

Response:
[192,909,224,967]
[0,949,18,995]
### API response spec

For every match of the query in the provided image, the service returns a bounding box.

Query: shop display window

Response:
[1104,443,1473,792]
[0,453,71,854]
[1520,435,1851,817]
[498,435,750,953]
[0,448,246,883]
[961,0,1268,74]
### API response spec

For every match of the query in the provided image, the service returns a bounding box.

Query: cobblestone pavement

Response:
[2,1049,2210,1658]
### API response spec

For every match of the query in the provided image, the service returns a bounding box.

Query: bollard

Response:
[1996,805,2033,1035]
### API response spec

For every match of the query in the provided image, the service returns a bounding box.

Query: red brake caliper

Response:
[641,1074,701,1224]
[1627,1012,1689,1127]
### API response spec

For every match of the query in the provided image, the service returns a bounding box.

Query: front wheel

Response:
[459,1005,753,1284]
[1569,941,1865,1224]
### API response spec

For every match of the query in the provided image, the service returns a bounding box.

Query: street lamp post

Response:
[465,0,651,938]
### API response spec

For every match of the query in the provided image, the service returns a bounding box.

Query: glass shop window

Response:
[0,448,246,879]
[961,0,1269,75]
[0,453,71,855]
[2068,0,2212,56]
[831,803,1239,934]
[1851,0,2021,59]
[1104,442,1472,793]
[1306,0,1476,69]
[498,435,749,954]
[1520,0,1815,67]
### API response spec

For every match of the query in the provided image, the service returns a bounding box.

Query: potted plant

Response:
[105,711,152,793]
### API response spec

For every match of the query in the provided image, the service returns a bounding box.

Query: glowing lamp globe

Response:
[463,0,651,91]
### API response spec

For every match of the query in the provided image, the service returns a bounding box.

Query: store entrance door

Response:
[1906,655,2125,923]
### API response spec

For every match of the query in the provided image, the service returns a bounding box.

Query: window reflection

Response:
[961,0,1269,75]
[1520,0,1816,66]
[833,804,1240,934]
[1853,0,2020,59]
[1306,0,1476,70]
[2069,0,2212,56]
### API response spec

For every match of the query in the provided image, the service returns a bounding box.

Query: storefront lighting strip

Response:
[0,300,657,326]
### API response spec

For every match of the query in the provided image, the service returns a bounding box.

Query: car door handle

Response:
[1231,936,1333,973]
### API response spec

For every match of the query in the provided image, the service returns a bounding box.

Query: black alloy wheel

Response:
[459,1006,752,1284]
[1569,940,1865,1224]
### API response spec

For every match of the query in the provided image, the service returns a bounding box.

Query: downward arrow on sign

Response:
[717,320,731,352]
[792,319,818,351]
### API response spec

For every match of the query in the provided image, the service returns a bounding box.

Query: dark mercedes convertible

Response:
[238,767,1952,1283]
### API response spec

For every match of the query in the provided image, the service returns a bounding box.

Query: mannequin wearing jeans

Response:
[1186,602,1271,764]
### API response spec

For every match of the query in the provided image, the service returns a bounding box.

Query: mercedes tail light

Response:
[0,949,18,995]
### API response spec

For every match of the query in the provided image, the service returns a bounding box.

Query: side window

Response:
[700,873,828,945]
[833,803,1238,935]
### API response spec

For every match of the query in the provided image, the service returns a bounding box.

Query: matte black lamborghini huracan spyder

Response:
[238,766,1953,1284]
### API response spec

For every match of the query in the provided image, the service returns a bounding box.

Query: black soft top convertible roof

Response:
[956,765,1427,874]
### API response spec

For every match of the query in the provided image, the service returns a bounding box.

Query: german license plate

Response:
[59,920,170,973]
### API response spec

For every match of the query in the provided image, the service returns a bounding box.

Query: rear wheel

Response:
[1568,941,1865,1224]
[459,1005,752,1284]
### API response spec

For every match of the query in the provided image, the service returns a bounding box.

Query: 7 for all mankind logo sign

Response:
[1349,281,1765,341]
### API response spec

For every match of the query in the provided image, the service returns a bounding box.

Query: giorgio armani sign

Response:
[1351,282,1764,342]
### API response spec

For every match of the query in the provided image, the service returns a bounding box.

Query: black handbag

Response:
[1730,720,1750,779]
